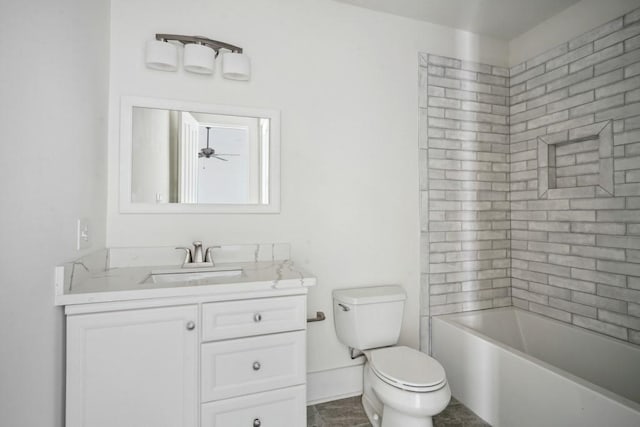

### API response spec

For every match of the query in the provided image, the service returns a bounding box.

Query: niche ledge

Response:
[537,120,613,199]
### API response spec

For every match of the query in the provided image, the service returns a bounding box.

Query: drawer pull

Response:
[252,361,261,371]
[186,321,196,330]
[253,313,262,322]
[253,418,261,427]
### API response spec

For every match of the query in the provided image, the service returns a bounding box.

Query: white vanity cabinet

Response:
[65,304,199,427]
[64,293,307,427]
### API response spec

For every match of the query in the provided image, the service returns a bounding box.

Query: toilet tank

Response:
[333,285,406,350]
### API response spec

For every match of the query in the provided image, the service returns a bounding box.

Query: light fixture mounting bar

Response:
[155,34,243,54]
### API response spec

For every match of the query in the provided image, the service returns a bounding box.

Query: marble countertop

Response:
[55,259,316,306]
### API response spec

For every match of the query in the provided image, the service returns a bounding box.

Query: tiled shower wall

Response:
[418,54,512,334]
[420,7,640,347]
[508,9,640,344]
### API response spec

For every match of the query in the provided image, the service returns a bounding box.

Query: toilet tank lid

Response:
[333,285,406,305]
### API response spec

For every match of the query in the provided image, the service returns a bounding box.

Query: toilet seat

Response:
[369,346,446,392]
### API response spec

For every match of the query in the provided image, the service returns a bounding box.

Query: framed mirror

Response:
[119,97,280,213]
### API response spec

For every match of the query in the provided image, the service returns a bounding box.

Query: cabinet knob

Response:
[186,321,196,330]
[253,313,262,322]
[252,361,261,371]
[253,418,261,427]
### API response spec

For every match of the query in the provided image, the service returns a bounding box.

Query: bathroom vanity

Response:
[56,247,315,427]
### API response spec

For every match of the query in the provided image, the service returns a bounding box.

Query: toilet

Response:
[333,285,450,427]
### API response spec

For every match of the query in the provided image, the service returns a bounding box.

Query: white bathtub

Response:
[432,307,640,427]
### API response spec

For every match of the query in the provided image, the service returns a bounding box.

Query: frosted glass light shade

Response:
[184,44,215,74]
[145,40,178,71]
[222,52,251,81]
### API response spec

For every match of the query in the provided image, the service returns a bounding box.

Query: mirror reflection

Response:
[131,107,270,205]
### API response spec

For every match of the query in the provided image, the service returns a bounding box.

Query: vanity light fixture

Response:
[145,34,251,80]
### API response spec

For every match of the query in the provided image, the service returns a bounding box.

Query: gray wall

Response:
[419,54,512,351]
[0,0,110,424]
[421,6,640,348]
[509,8,640,344]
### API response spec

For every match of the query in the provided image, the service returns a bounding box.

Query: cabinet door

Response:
[66,305,198,427]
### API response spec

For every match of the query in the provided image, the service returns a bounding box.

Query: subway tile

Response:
[594,22,640,51]
[572,291,628,313]
[596,235,640,249]
[569,69,624,95]
[626,61,640,78]
[548,115,596,133]
[570,94,625,118]
[595,75,640,98]
[598,309,640,329]
[530,302,572,322]
[492,66,509,77]
[573,315,628,340]
[598,284,640,303]
[511,64,545,86]
[550,297,597,317]
[572,268,627,287]
[513,288,548,304]
[570,245,626,261]
[547,91,594,114]
[478,73,507,86]
[614,182,640,195]
[595,48,640,75]
[528,110,569,129]
[549,254,596,270]
[615,129,640,145]
[569,44,624,73]
[529,261,571,278]
[530,282,571,299]
[461,60,492,74]
[548,232,595,245]
[526,66,569,90]
[549,275,596,293]
[428,54,461,68]
[597,260,640,277]
[547,44,594,71]
[569,18,624,50]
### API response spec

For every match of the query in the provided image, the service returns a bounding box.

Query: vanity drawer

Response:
[201,296,305,341]
[201,331,305,402]
[200,385,306,427]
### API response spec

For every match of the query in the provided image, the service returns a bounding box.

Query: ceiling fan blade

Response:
[213,155,229,162]
[215,153,240,156]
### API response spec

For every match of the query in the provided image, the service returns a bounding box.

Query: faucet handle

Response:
[175,247,192,264]
[205,246,221,264]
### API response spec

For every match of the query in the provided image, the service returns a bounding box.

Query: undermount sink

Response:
[149,266,243,284]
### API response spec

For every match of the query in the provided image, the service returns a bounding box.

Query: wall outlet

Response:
[76,218,90,251]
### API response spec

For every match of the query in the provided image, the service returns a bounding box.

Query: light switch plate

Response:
[76,218,90,251]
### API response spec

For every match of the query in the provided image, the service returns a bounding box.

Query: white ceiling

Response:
[335,0,582,40]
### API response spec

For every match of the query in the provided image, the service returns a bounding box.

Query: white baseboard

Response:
[306,364,364,405]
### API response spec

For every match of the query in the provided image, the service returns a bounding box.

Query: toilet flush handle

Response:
[338,303,350,311]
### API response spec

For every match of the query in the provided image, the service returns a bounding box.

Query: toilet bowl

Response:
[365,346,450,427]
[333,286,451,427]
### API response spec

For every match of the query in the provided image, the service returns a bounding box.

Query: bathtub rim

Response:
[432,306,640,413]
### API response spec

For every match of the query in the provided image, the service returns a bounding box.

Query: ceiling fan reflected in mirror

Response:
[198,126,239,161]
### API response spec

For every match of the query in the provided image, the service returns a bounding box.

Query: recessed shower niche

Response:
[537,121,614,199]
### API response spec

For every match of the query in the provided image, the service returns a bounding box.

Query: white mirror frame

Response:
[119,96,280,213]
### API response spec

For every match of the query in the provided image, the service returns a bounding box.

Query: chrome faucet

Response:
[192,241,204,263]
[176,241,219,266]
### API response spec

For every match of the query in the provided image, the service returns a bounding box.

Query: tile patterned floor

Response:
[308,395,490,427]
